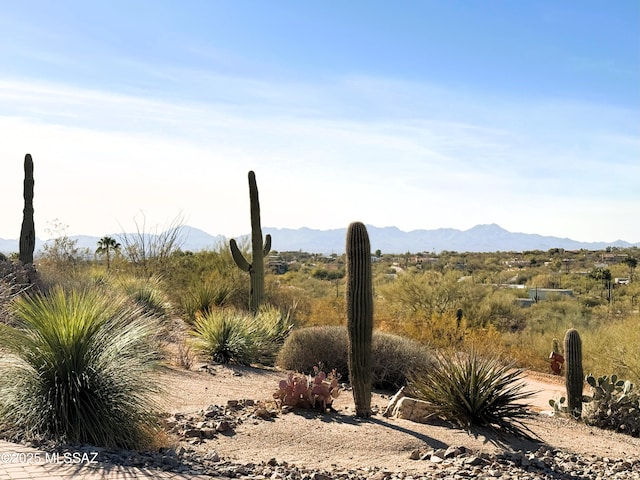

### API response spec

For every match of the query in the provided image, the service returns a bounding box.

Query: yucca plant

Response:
[193,309,256,364]
[250,305,294,365]
[181,280,234,324]
[117,274,170,319]
[0,286,162,448]
[193,306,293,365]
[410,349,536,438]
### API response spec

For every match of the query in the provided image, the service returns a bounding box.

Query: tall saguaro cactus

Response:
[564,328,584,419]
[19,154,35,265]
[230,171,271,314]
[346,221,373,418]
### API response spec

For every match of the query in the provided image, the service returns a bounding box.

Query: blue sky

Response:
[1,1,638,244]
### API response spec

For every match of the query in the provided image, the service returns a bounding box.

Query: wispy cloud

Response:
[0,72,638,242]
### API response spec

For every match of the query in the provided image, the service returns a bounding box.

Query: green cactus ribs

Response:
[230,171,271,314]
[19,153,35,266]
[564,328,584,419]
[346,221,373,418]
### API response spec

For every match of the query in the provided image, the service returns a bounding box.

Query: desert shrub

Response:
[409,349,535,438]
[0,286,162,448]
[174,339,196,370]
[181,279,235,324]
[305,296,346,326]
[193,306,293,365]
[253,305,295,351]
[276,325,348,378]
[582,318,640,384]
[193,309,255,364]
[583,374,640,437]
[116,274,171,319]
[0,264,25,325]
[276,326,431,391]
[0,258,42,326]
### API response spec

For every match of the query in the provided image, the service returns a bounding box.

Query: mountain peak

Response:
[1,224,636,255]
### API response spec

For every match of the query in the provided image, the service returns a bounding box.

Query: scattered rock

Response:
[164,399,279,443]
[391,396,435,423]
[4,438,640,480]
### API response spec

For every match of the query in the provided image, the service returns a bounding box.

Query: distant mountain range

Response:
[1,224,638,256]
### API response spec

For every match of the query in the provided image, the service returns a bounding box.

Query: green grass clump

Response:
[117,274,171,319]
[276,326,431,390]
[0,286,162,448]
[181,280,234,324]
[193,309,255,364]
[193,306,293,365]
[410,350,535,438]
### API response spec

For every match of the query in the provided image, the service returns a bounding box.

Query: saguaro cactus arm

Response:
[229,170,270,313]
[263,234,272,256]
[230,239,251,272]
[19,154,35,265]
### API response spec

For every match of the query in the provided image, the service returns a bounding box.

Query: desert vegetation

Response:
[1,160,639,456]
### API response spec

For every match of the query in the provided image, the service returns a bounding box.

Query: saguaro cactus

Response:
[19,154,35,265]
[230,171,271,314]
[346,221,373,418]
[564,328,584,419]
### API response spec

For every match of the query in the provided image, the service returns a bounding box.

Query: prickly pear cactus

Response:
[346,221,373,417]
[564,328,584,419]
[230,171,271,313]
[19,154,35,265]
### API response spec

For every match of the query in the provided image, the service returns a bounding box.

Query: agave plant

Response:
[0,286,162,448]
[410,349,536,438]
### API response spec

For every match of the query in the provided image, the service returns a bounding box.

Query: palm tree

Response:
[96,236,121,271]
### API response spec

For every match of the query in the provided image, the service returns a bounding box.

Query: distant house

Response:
[413,254,438,269]
[528,288,574,302]
[267,255,287,275]
[505,259,530,268]
[601,253,628,264]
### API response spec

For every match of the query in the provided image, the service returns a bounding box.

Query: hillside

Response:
[0,224,637,255]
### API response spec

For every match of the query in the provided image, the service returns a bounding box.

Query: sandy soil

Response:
[154,362,640,473]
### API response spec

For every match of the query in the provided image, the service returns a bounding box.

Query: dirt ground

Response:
[154,361,640,473]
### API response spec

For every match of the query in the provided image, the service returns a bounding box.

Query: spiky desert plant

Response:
[19,154,35,266]
[410,350,536,438]
[564,328,584,419]
[229,171,271,314]
[250,305,294,365]
[0,286,162,448]
[117,274,170,319]
[181,280,234,324]
[193,306,293,365]
[346,222,373,417]
[193,309,256,364]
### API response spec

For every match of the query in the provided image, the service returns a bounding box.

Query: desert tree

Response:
[96,236,121,271]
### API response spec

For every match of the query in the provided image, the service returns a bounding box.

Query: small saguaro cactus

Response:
[230,171,271,314]
[564,328,584,419]
[19,154,35,265]
[346,221,373,418]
